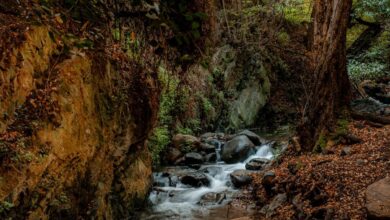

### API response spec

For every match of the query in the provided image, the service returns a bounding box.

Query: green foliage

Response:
[148,126,170,166]
[279,0,312,24]
[201,96,213,114]
[348,60,388,82]
[175,126,193,135]
[157,66,180,126]
[0,201,14,214]
[348,30,390,82]
[353,0,390,23]
[112,28,120,41]
[148,66,180,166]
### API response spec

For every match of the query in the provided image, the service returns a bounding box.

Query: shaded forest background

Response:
[0,0,389,219]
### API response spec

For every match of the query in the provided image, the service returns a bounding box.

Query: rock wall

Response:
[0,24,158,219]
[178,44,271,133]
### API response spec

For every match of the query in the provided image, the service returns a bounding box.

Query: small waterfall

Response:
[215,141,222,163]
[141,143,274,219]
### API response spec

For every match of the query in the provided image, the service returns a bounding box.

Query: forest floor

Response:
[252,120,390,219]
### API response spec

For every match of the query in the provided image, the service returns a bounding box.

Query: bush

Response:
[148,126,170,166]
[348,32,390,82]
[348,60,388,82]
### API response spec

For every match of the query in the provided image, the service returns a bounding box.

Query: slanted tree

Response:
[298,0,353,151]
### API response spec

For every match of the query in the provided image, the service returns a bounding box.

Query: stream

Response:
[139,141,274,220]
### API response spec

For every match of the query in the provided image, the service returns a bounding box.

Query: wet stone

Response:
[200,143,216,153]
[222,135,255,164]
[185,152,204,164]
[245,158,270,171]
[200,166,223,177]
[180,172,210,187]
[205,153,217,162]
[199,192,227,206]
[230,169,253,188]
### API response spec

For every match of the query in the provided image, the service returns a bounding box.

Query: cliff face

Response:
[0,22,158,219]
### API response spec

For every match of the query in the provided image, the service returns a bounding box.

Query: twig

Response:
[221,0,232,39]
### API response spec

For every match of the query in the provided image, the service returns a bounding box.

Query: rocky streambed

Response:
[139,130,286,219]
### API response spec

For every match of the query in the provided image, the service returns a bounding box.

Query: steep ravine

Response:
[0,1,293,218]
[0,24,158,219]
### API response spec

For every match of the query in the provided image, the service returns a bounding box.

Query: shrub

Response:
[348,60,388,82]
[148,126,170,166]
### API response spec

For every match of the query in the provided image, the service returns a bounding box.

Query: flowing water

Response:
[139,143,274,220]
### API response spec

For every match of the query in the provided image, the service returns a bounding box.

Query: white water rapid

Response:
[140,143,274,220]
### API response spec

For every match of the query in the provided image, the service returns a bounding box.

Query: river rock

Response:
[172,134,200,151]
[238,130,266,146]
[185,152,204,165]
[351,98,390,116]
[230,169,253,188]
[200,132,217,140]
[200,143,216,153]
[200,132,225,141]
[180,172,210,187]
[366,177,390,219]
[361,80,390,104]
[222,135,255,163]
[200,166,223,177]
[174,156,185,165]
[166,147,182,164]
[262,171,276,195]
[205,139,223,148]
[205,153,217,162]
[199,192,227,206]
[245,158,270,171]
[260,193,287,218]
[340,147,352,156]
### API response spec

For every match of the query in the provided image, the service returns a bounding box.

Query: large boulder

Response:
[245,158,270,171]
[165,148,182,164]
[221,135,255,163]
[230,169,253,188]
[238,130,266,146]
[212,45,271,130]
[172,134,200,151]
[185,152,204,165]
[180,172,210,187]
[366,177,390,219]
[229,84,270,129]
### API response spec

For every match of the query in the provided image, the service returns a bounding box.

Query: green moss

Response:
[313,133,327,153]
[347,24,366,48]
[280,0,312,24]
[277,31,290,46]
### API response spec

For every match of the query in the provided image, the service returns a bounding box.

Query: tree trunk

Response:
[298,0,352,151]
